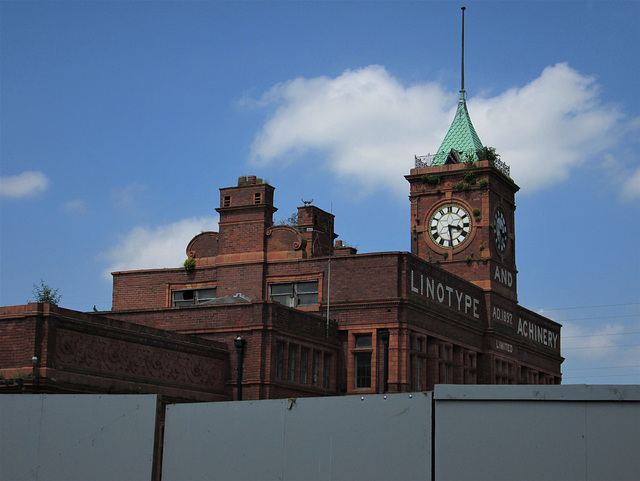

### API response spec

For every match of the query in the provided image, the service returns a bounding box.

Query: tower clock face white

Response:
[429,204,472,248]
[494,207,508,252]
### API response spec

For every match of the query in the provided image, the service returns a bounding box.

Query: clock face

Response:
[494,207,508,252]
[429,204,472,248]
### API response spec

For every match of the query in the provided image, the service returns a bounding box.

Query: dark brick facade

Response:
[108,172,562,399]
[1,167,563,402]
[0,303,230,402]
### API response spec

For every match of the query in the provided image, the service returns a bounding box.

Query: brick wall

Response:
[0,303,231,401]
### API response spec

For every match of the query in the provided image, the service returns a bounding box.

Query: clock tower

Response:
[406,136,519,302]
[406,6,520,302]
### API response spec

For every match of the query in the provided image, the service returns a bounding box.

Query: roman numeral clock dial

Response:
[429,204,472,248]
[494,207,508,253]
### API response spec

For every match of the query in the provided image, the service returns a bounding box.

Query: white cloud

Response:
[471,63,629,191]
[561,321,626,361]
[249,63,638,195]
[249,65,452,194]
[101,216,219,280]
[0,171,50,198]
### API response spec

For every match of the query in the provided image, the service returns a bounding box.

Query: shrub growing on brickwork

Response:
[184,257,196,272]
[421,174,440,186]
[278,212,298,226]
[31,279,61,305]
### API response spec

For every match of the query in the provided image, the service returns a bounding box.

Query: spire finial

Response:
[461,6,466,94]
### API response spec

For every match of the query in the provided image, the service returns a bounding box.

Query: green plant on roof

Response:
[421,174,440,186]
[476,146,499,162]
[31,279,61,305]
[184,257,196,271]
[278,212,298,226]
[453,181,471,191]
[463,152,476,166]
[461,170,476,184]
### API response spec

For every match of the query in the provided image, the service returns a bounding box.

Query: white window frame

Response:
[269,280,319,308]
[172,287,217,307]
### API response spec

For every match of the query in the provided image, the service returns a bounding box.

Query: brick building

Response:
[0,87,563,400]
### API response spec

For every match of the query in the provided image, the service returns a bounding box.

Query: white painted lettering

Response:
[409,268,482,321]
[426,277,434,299]
[464,295,472,314]
[517,317,559,350]
[494,266,515,288]
[446,286,454,306]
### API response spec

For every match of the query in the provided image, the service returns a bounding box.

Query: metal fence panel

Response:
[162,393,432,481]
[434,385,640,481]
[0,394,158,481]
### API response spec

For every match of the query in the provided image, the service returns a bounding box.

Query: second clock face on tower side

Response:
[494,207,508,252]
[428,203,472,248]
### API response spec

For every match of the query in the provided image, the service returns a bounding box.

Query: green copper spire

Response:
[431,90,484,166]
[431,7,484,166]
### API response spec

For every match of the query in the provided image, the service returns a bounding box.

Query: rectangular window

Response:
[269,280,319,308]
[253,192,262,204]
[223,195,231,207]
[465,353,476,384]
[355,353,372,388]
[354,334,373,389]
[355,334,372,348]
[288,344,297,382]
[275,342,284,380]
[323,353,331,389]
[313,351,319,386]
[172,287,217,307]
[416,357,423,391]
[300,348,309,384]
[441,345,452,384]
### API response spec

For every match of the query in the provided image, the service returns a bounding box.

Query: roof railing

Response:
[414,154,436,168]
[414,151,511,178]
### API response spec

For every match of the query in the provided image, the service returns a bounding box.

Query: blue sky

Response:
[1,0,638,384]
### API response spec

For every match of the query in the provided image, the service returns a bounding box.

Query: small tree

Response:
[31,279,61,305]
[278,212,298,226]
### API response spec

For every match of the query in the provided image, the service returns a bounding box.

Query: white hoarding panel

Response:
[162,392,432,481]
[434,385,640,481]
[0,394,158,481]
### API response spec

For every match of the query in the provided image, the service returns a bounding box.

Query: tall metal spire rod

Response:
[461,6,466,93]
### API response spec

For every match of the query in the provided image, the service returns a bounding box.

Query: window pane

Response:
[323,354,331,389]
[297,293,318,306]
[288,344,297,382]
[173,300,194,307]
[271,283,293,295]
[197,288,216,301]
[300,348,308,384]
[296,281,318,293]
[355,353,371,388]
[275,343,284,380]
[355,335,372,348]
[313,351,319,386]
[173,290,194,302]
